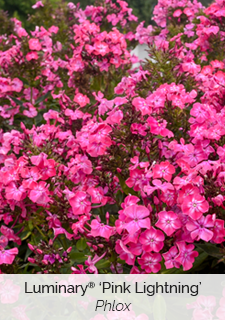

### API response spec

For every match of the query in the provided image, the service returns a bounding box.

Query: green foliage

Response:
[0,0,36,29]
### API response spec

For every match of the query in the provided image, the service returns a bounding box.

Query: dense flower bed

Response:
[0,0,225,274]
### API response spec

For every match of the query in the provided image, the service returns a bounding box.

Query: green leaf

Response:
[35,91,51,105]
[70,252,87,263]
[190,251,209,270]
[34,111,45,126]
[195,243,223,259]
[21,231,32,241]
[116,190,124,205]
[153,295,167,320]
[95,259,111,269]
[9,96,24,107]
[18,76,29,86]
[25,248,32,261]
[28,220,34,231]
[76,238,87,251]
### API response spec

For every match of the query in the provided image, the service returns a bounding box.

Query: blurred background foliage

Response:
[0,0,213,30]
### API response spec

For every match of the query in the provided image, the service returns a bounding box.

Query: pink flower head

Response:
[71,264,87,274]
[74,93,90,107]
[32,1,44,9]
[28,181,51,205]
[147,117,174,138]
[121,195,140,209]
[67,2,76,10]
[93,42,109,56]
[132,97,152,116]
[85,252,106,274]
[0,247,18,265]
[48,26,59,34]
[186,215,214,241]
[87,187,107,205]
[5,182,26,201]
[90,219,113,239]
[153,161,175,182]
[28,39,42,51]
[11,78,23,93]
[211,219,225,243]
[68,191,91,216]
[175,242,199,271]
[107,109,123,125]
[162,246,181,269]
[115,240,135,265]
[53,227,73,240]
[26,52,39,61]
[139,227,165,252]
[0,236,8,250]
[1,226,21,245]
[138,252,162,273]
[182,194,209,220]
[173,9,183,17]
[123,204,150,235]
[156,211,181,236]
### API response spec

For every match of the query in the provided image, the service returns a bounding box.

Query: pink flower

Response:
[90,219,113,239]
[153,161,175,182]
[126,169,144,191]
[173,9,183,17]
[5,182,26,201]
[87,187,108,205]
[1,226,21,245]
[48,26,59,34]
[74,93,90,107]
[0,236,8,249]
[93,91,114,116]
[186,215,214,241]
[132,97,152,116]
[121,195,140,208]
[147,117,174,138]
[28,39,42,51]
[132,123,148,136]
[139,227,165,252]
[115,240,135,265]
[163,246,181,269]
[123,204,150,235]
[68,191,91,215]
[138,252,162,273]
[175,242,199,271]
[182,194,209,220]
[156,211,181,236]
[11,78,23,92]
[32,1,44,9]
[0,247,18,265]
[85,252,107,274]
[93,42,109,56]
[211,219,225,243]
[28,181,51,205]
[53,227,73,240]
[106,109,123,125]
[26,52,39,61]
[71,264,87,274]
[0,280,20,303]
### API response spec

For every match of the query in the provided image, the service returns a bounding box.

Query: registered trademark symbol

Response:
[88,282,95,288]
